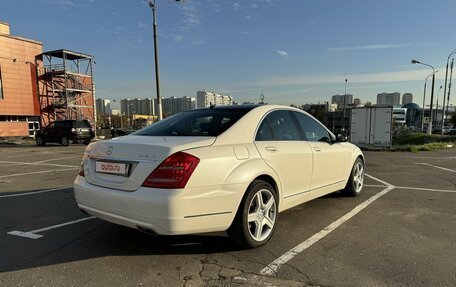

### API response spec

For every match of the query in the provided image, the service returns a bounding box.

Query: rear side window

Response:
[255,110,301,141]
[74,120,90,128]
[134,109,250,137]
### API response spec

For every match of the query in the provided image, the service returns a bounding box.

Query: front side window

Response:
[134,108,252,137]
[255,110,301,141]
[293,112,332,143]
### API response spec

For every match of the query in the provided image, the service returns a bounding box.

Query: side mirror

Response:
[336,134,348,142]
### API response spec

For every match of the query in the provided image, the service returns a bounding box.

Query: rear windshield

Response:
[73,120,91,128]
[133,109,251,137]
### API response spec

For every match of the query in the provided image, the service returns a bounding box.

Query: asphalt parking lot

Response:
[1,144,455,286]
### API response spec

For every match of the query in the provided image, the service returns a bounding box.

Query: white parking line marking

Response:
[0,160,78,168]
[7,216,95,239]
[365,184,388,188]
[395,186,456,193]
[6,150,75,159]
[364,174,393,186]
[415,163,456,173]
[0,168,78,179]
[260,173,395,276]
[34,156,81,163]
[407,156,456,160]
[0,186,72,198]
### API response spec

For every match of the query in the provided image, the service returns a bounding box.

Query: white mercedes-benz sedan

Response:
[74,104,364,248]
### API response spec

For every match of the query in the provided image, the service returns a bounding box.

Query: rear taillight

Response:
[78,162,85,177]
[142,152,200,189]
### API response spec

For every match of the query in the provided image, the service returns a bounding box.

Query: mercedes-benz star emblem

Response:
[107,146,113,156]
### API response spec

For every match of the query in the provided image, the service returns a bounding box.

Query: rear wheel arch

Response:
[253,174,280,203]
[228,178,279,247]
[358,154,365,165]
[227,171,281,227]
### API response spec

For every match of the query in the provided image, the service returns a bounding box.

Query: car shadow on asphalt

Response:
[0,221,249,273]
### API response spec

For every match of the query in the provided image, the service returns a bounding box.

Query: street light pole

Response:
[436,85,443,125]
[145,0,182,121]
[342,79,348,134]
[421,71,438,132]
[442,49,456,132]
[445,58,454,129]
[412,59,436,135]
[145,0,163,121]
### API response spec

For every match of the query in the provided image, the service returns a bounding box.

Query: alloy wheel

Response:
[247,188,277,242]
[353,161,364,193]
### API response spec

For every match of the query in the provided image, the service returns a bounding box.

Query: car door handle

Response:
[313,146,321,152]
[265,145,278,152]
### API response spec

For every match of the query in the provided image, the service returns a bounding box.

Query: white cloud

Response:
[137,22,152,29]
[96,25,143,47]
[253,68,446,86]
[44,0,77,9]
[328,43,411,51]
[179,2,201,30]
[276,50,289,60]
[306,18,318,26]
[114,26,143,47]
[172,34,184,43]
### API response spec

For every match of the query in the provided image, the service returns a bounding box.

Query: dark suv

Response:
[35,120,95,146]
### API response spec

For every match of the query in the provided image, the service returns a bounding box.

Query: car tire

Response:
[228,180,278,248]
[61,136,70,146]
[35,136,45,146]
[342,157,364,196]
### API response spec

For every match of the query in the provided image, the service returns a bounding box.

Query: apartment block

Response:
[197,90,234,108]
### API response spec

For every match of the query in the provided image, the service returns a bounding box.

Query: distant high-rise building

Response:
[120,99,129,116]
[353,98,362,106]
[96,98,111,116]
[162,96,196,117]
[139,98,155,116]
[331,94,353,109]
[377,92,400,106]
[197,91,234,108]
[120,98,155,116]
[402,93,413,105]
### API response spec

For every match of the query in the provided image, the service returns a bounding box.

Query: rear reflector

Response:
[142,152,200,189]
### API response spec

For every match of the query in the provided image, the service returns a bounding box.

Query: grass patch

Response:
[391,133,455,152]
[392,142,454,152]
[393,133,456,145]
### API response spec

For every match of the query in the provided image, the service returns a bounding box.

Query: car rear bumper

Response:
[74,176,247,235]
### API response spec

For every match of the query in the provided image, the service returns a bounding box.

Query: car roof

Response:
[187,104,262,112]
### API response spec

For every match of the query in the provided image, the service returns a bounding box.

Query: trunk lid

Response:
[83,135,215,191]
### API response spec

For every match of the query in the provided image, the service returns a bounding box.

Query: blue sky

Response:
[2,0,456,108]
